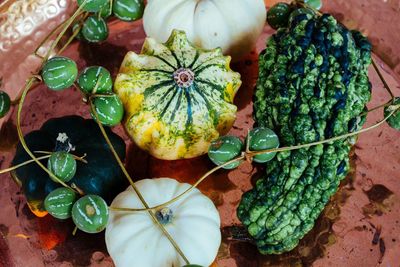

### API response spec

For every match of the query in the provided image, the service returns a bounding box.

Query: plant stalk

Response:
[89,99,190,265]
[110,105,399,213]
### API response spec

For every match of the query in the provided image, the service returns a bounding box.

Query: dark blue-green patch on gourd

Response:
[237,13,372,254]
[12,116,128,216]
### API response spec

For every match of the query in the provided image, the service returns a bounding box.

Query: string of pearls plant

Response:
[0,0,399,266]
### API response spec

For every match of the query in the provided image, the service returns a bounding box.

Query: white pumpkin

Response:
[143,0,266,60]
[105,178,221,267]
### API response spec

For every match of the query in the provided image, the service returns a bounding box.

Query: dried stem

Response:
[13,2,88,194]
[34,20,66,58]
[0,152,87,176]
[89,99,190,265]
[34,151,88,163]
[0,155,51,174]
[371,58,395,99]
[1,1,398,266]
[110,0,400,217]
[16,79,77,191]
[109,155,246,213]
[58,12,90,55]
[110,104,400,213]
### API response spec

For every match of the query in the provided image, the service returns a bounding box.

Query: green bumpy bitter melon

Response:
[237,12,372,254]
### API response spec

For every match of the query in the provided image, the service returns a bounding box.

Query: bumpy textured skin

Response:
[237,13,372,254]
[115,30,241,160]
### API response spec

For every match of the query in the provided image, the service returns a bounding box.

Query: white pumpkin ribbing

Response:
[105,178,221,267]
[143,0,266,60]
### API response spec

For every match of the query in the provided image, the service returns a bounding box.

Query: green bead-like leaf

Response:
[91,94,124,126]
[72,195,109,234]
[113,0,144,21]
[305,0,322,10]
[385,97,400,130]
[208,136,243,169]
[44,187,77,219]
[248,127,279,163]
[82,16,109,43]
[72,22,84,40]
[99,1,112,18]
[42,57,78,91]
[78,66,113,94]
[288,8,315,26]
[77,0,108,12]
[267,3,292,30]
[47,151,77,183]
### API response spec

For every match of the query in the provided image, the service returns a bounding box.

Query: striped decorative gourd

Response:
[114,30,242,160]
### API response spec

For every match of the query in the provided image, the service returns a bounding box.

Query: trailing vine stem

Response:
[0,152,87,175]
[371,58,396,99]
[13,2,88,194]
[0,155,51,175]
[361,101,392,116]
[33,151,88,163]
[42,11,85,61]
[16,80,78,192]
[110,102,400,214]
[88,99,190,265]
[1,2,192,264]
[0,0,397,265]
[34,19,66,58]
[9,8,86,105]
[109,156,246,213]
[58,12,90,55]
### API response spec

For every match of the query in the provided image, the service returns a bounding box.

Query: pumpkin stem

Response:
[155,207,173,225]
[173,68,195,88]
[55,132,75,152]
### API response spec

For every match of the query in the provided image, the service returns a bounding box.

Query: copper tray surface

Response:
[0,0,399,266]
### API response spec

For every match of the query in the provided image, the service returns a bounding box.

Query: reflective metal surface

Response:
[0,0,399,266]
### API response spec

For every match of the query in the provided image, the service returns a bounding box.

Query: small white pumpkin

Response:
[143,0,266,60]
[105,178,221,267]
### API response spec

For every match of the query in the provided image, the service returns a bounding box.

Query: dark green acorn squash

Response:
[12,116,127,217]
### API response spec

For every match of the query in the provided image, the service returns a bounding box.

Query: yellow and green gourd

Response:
[114,30,242,160]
